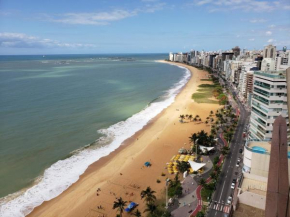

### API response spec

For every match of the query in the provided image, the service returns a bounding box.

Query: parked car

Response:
[227,196,233,204]
[239,148,243,153]
[236,162,240,167]
[237,157,241,163]
[232,178,237,183]
[231,182,235,189]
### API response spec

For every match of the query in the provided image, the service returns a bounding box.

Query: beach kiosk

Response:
[188,160,206,174]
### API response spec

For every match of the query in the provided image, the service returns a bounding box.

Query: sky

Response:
[0,0,290,54]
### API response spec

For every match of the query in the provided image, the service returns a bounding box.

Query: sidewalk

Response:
[170,155,215,217]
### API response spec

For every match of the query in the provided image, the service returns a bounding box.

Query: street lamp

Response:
[195,139,199,162]
[165,178,170,209]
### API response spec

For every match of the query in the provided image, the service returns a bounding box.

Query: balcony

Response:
[252,107,267,119]
[252,101,268,113]
[254,87,269,98]
[251,117,266,127]
[253,95,269,105]
[254,82,270,90]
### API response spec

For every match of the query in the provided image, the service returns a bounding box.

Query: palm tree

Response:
[177,161,189,173]
[133,209,142,217]
[189,133,198,144]
[221,146,230,156]
[179,114,185,122]
[188,114,193,121]
[143,203,157,216]
[205,120,208,125]
[113,197,127,217]
[199,178,207,188]
[210,172,217,180]
[210,110,214,115]
[196,115,200,118]
[141,187,156,204]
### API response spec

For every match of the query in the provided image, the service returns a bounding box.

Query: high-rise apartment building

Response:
[249,70,289,144]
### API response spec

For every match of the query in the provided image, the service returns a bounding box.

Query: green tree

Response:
[189,133,198,144]
[196,211,205,217]
[177,161,190,173]
[188,114,193,121]
[141,187,156,204]
[213,156,219,165]
[179,115,185,123]
[133,209,142,217]
[199,178,207,188]
[210,172,217,180]
[143,203,157,216]
[221,146,230,156]
[113,197,127,217]
[168,174,183,197]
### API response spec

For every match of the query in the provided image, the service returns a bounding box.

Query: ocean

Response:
[0,54,190,216]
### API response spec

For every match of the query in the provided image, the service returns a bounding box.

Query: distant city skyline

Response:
[1,0,290,55]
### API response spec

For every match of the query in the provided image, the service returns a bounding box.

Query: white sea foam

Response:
[0,64,191,217]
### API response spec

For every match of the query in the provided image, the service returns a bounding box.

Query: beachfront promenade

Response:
[169,77,247,217]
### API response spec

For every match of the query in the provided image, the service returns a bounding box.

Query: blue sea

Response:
[0,54,190,216]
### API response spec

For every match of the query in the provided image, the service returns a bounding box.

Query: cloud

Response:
[0,11,11,16]
[0,32,96,49]
[267,39,274,43]
[196,0,213,6]
[249,38,255,41]
[193,0,290,12]
[143,3,166,13]
[43,3,166,25]
[266,31,272,35]
[249,19,266,23]
[46,10,138,25]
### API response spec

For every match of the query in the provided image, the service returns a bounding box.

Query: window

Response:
[270,48,274,58]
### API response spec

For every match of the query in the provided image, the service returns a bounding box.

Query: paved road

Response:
[207,90,250,217]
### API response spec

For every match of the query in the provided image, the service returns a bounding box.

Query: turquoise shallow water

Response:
[0,54,186,199]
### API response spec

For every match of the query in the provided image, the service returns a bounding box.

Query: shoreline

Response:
[26,61,221,217]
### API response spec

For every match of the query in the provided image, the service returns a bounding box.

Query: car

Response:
[227,196,233,204]
[237,157,241,162]
[231,182,235,189]
[236,162,240,167]
[239,149,243,153]
[232,178,237,183]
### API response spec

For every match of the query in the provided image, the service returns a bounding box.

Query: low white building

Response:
[169,52,174,61]
[261,58,275,71]
[236,140,290,210]
[275,50,290,70]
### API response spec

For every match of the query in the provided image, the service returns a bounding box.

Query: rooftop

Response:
[240,176,267,196]
[254,70,286,79]
[246,140,290,157]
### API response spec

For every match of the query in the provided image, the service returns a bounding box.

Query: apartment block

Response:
[249,70,289,144]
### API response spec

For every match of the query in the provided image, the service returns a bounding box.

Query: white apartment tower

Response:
[249,70,290,144]
[263,44,276,59]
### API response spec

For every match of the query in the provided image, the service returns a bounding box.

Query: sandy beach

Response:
[28,61,221,217]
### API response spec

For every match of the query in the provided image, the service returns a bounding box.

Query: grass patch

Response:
[200,79,212,81]
[192,83,220,104]
[201,187,213,202]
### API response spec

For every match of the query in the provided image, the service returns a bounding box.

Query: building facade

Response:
[249,70,289,144]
